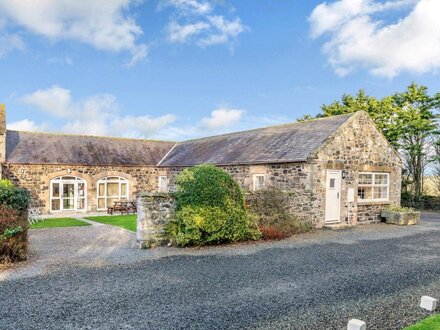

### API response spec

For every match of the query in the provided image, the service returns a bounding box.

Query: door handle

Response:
[337,192,339,199]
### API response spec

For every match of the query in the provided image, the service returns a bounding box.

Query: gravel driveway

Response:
[2,214,440,329]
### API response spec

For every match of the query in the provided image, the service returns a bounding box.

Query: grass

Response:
[405,314,440,329]
[84,215,136,232]
[30,217,91,229]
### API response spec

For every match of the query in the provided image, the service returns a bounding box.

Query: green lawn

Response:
[84,215,136,232]
[405,314,440,329]
[30,217,91,229]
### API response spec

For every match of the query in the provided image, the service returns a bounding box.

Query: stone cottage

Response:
[0,105,402,227]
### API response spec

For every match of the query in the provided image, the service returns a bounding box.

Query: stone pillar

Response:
[0,104,6,179]
[137,193,176,248]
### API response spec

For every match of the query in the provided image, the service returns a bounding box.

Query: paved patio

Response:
[1,213,440,329]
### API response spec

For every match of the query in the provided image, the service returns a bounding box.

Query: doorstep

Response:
[323,223,353,230]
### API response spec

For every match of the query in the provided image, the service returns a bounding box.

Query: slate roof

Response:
[5,130,175,166]
[159,114,354,166]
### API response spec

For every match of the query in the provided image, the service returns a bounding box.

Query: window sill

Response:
[358,200,391,206]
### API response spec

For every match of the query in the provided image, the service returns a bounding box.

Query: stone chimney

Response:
[0,104,6,165]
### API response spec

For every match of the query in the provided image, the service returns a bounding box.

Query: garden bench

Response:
[107,201,137,215]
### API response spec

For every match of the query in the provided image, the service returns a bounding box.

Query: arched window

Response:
[97,177,129,210]
[50,176,87,212]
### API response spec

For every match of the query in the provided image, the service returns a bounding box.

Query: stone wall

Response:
[137,193,176,248]
[2,164,161,213]
[163,162,319,223]
[357,204,385,223]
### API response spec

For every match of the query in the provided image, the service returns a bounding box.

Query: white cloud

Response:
[162,0,246,47]
[16,86,285,140]
[21,85,73,118]
[0,0,147,65]
[110,114,177,138]
[198,16,245,46]
[167,21,209,43]
[8,119,48,132]
[200,108,244,130]
[19,86,177,138]
[159,0,212,15]
[309,0,440,77]
[0,33,25,58]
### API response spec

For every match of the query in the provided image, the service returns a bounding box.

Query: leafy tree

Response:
[303,83,440,200]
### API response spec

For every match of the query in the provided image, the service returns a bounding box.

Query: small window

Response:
[357,172,389,202]
[253,174,265,191]
[329,178,335,189]
[158,176,168,193]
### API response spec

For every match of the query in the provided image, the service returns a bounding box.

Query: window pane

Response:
[358,187,373,200]
[254,175,265,191]
[107,177,120,181]
[121,183,127,196]
[78,183,85,197]
[98,183,105,196]
[375,174,388,184]
[63,198,74,210]
[158,177,167,192]
[52,183,60,198]
[107,198,119,207]
[107,183,119,196]
[77,198,85,210]
[329,178,335,189]
[373,187,388,199]
[51,199,60,211]
[98,198,106,209]
[63,184,75,197]
[359,174,373,185]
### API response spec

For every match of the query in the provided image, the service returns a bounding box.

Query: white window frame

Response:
[357,172,390,202]
[50,176,87,212]
[97,176,129,211]
[158,176,168,193]
[253,174,265,191]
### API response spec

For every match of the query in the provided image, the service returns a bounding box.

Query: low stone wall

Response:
[137,193,176,248]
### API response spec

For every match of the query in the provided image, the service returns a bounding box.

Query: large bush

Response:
[174,164,244,209]
[0,179,30,215]
[167,165,260,247]
[0,179,30,263]
[247,187,312,240]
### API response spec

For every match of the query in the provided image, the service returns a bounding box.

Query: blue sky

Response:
[1,0,440,141]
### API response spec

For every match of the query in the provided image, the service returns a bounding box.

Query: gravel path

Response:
[2,214,440,329]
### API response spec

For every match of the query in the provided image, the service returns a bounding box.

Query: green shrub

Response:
[175,164,244,210]
[0,179,30,215]
[167,165,261,247]
[167,203,260,246]
[384,205,416,212]
[246,187,313,240]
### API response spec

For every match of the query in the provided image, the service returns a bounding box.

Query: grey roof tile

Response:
[159,114,353,166]
[6,130,175,166]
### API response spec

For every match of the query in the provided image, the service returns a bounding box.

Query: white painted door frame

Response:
[325,169,342,223]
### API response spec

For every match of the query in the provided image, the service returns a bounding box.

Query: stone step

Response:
[323,223,353,230]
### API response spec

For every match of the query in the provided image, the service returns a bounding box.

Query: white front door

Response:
[325,170,341,223]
